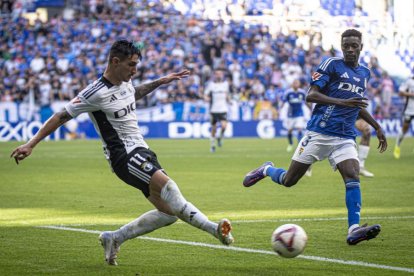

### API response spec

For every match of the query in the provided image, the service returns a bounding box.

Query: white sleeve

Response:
[225,81,230,93]
[65,86,101,118]
[399,80,408,92]
[204,82,212,96]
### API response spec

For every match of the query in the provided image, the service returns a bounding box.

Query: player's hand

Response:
[375,128,387,153]
[10,144,33,164]
[162,69,191,84]
[342,97,369,108]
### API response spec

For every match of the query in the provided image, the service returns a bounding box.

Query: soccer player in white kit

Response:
[204,69,230,152]
[11,40,234,265]
[394,74,414,159]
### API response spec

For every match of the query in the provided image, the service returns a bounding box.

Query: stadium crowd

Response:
[0,0,402,120]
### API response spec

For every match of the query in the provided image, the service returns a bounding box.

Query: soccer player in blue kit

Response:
[243,29,388,245]
[282,79,310,153]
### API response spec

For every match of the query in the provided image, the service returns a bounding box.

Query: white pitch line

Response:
[58,215,414,227]
[231,215,414,224]
[38,225,414,273]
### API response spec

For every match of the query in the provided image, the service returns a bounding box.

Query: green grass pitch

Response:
[1,138,413,275]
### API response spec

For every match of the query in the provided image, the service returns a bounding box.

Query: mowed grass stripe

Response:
[56,215,414,227]
[39,225,414,273]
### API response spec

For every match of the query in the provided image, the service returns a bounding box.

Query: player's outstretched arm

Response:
[359,108,387,153]
[10,110,73,164]
[398,90,414,98]
[306,85,368,108]
[134,69,190,100]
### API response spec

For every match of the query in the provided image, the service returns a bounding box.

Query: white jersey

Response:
[204,80,229,113]
[399,78,414,115]
[65,77,148,165]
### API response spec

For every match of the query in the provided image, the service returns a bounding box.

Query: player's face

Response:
[341,36,363,66]
[292,80,300,90]
[215,71,224,81]
[117,54,140,82]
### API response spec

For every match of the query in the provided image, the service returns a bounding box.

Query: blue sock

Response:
[287,133,293,145]
[266,166,286,185]
[345,179,361,228]
[297,131,303,143]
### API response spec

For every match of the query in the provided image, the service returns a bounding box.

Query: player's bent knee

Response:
[158,211,178,225]
[283,176,299,187]
[160,179,187,214]
[362,128,371,138]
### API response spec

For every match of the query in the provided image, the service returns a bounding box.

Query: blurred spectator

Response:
[30,53,45,73]
[380,71,395,118]
[0,0,402,122]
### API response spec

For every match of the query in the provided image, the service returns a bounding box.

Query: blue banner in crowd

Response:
[0,102,411,141]
[1,119,411,141]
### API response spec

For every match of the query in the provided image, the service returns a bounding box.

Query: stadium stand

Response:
[0,0,410,122]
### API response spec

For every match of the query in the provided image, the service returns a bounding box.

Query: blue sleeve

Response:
[300,91,307,99]
[282,91,288,102]
[311,58,336,89]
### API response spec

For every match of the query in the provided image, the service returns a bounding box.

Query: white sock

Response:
[358,145,370,168]
[113,210,177,244]
[161,179,218,237]
[348,224,359,234]
[263,165,271,176]
[396,132,404,146]
[210,137,215,147]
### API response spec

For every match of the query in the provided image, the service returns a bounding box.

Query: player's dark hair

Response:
[109,40,142,62]
[341,29,362,41]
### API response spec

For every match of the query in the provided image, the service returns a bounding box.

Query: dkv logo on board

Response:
[168,122,233,138]
[257,120,275,139]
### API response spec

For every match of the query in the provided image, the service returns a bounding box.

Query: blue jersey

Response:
[307,57,371,139]
[283,88,307,118]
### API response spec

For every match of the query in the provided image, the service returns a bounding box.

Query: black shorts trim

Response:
[210,112,227,125]
[403,114,414,123]
[112,147,164,197]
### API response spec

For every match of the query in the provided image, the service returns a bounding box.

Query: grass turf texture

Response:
[1,138,413,275]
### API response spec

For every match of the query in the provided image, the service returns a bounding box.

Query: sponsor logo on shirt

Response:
[114,102,136,118]
[312,72,322,81]
[338,82,364,95]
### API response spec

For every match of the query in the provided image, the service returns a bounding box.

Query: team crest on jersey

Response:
[141,162,153,172]
[319,121,327,128]
[311,72,322,81]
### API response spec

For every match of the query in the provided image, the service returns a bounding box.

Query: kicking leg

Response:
[150,170,234,245]
[243,160,310,187]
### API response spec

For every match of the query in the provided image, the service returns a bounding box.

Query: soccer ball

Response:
[271,224,308,258]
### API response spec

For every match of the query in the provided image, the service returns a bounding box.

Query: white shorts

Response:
[284,116,307,130]
[292,131,358,171]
